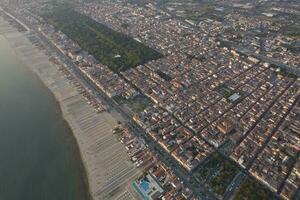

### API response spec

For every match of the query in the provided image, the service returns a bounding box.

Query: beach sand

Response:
[0,16,140,200]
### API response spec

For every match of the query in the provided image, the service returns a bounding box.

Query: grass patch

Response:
[208,160,239,196]
[219,140,235,156]
[233,177,276,200]
[43,8,162,72]
[113,94,151,113]
[194,152,223,182]
[194,152,240,197]
[217,85,243,102]
[126,96,150,113]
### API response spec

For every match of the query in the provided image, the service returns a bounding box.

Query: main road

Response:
[218,38,300,77]
[7,9,217,200]
[38,31,218,199]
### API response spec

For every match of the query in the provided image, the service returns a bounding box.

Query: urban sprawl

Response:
[1,0,299,200]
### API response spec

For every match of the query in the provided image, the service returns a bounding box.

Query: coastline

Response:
[0,22,93,199]
[46,86,93,200]
[0,16,140,200]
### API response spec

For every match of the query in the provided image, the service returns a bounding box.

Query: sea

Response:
[0,34,89,200]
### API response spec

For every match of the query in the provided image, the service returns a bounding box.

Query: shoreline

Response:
[0,16,140,200]
[31,67,93,200]
[49,89,93,200]
[0,26,93,200]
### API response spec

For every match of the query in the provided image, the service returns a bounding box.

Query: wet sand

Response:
[0,16,140,200]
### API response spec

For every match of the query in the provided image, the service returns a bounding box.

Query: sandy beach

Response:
[0,16,140,200]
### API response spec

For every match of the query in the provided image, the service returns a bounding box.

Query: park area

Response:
[233,177,276,200]
[194,153,240,197]
[43,8,162,73]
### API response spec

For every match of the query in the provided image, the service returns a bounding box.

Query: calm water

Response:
[0,35,89,200]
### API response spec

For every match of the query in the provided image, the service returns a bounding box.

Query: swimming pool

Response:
[140,180,150,192]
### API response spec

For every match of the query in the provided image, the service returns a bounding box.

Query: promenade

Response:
[0,16,140,200]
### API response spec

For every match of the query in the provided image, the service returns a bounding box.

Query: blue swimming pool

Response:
[140,180,150,192]
[132,181,149,200]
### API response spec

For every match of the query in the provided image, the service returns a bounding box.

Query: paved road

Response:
[223,172,246,200]
[30,26,217,200]
[245,80,297,170]
[218,38,300,77]
[4,8,297,200]
[0,8,30,33]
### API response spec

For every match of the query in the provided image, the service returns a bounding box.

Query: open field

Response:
[43,8,162,73]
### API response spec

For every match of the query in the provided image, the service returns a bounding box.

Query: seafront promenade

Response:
[0,16,140,200]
